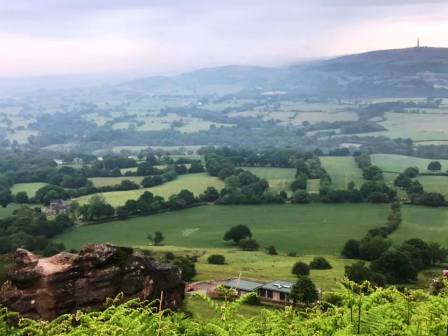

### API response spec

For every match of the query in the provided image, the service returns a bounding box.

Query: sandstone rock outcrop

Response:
[0,244,185,320]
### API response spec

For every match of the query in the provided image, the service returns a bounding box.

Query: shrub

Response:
[15,191,29,204]
[199,186,220,202]
[292,190,310,204]
[419,192,445,206]
[288,251,297,257]
[292,261,310,276]
[290,177,307,191]
[428,161,442,172]
[309,257,332,269]
[341,239,360,259]
[172,256,197,281]
[404,167,419,178]
[344,261,385,286]
[266,245,278,255]
[242,292,261,305]
[207,254,226,265]
[164,252,175,261]
[238,239,259,251]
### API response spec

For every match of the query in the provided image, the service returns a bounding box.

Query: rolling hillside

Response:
[118,47,448,97]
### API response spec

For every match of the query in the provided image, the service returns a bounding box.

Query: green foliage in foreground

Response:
[2,282,448,335]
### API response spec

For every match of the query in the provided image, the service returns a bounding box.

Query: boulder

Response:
[0,244,185,320]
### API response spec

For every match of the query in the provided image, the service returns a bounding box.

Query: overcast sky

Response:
[0,0,447,77]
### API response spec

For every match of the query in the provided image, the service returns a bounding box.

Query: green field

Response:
[320,156,364,189]
[119,167,138,174]
[10,183,48,197]
[195,249,348,290]
[242,167,295,193]
[307,179,320,194]
[88,176,145,188]
[55,203,388,290]
[416,175,448,198]
[53,199,448,291]
[371,154,448,173]
[0,203,20,218]
[391,205,448,245]
[56,203,387,254]
[77,173,224,207]
[349,112,448,141]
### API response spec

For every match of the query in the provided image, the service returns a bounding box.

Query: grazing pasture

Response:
[54,203,448,289]
[88,176,145,188]
[320,156,364,189]
[193,249,348,290]
[390,205,448,245]
[242,167,295,193]
[119,167,138,174]
[0,203,20,218]
[10,183,48,197]
[56,203,388,254]
[76,173,224,207]
[376,112,448,141]
[346,112,448,141]
[55,203,428,290]
[307,179,320,194]
[371,154,448,173]
[415,175,448,198]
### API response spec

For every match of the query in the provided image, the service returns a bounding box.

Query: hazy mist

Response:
[0,0,447,78]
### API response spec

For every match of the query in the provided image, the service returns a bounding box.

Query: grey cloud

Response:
[0,0,446,76]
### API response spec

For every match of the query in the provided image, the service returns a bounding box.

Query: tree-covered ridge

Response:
[1,281,448,335]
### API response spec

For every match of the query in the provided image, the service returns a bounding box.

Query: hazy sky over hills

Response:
[0,0,447,77]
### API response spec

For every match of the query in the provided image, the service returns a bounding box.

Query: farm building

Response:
[223,278,294,305]
[223,279,263,296]
[46,199,70,215]
[258,280,293,303]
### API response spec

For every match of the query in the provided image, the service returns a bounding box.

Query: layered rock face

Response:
[0,244,185,320]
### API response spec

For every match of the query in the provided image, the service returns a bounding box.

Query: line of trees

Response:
[394,165,446,207]
[342,202,448,285]
[75,188,201,222]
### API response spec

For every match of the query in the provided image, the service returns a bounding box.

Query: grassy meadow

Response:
[307,179,320,194]
[77,173,224,207]
[371,154,448,173]
[53,202,448,290]
[0,203,21,218]
[390,205,448,245]
[10,182,48,197]
[415,175,448,198]
[320,156,364,189]
[346,112,448,141]
[242,167,295,193]
[56,203,388,254]
[88,176,145,188]
[55,203,388,290]
[119,167,138,174]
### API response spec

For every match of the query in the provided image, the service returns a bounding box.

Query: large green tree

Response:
[290,276,318,305]
[223,225,252,244]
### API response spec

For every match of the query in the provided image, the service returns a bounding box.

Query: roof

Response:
[261,280,294,294]
[223,279,263,292]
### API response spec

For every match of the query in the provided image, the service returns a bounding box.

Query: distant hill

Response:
[118,47,448,97]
